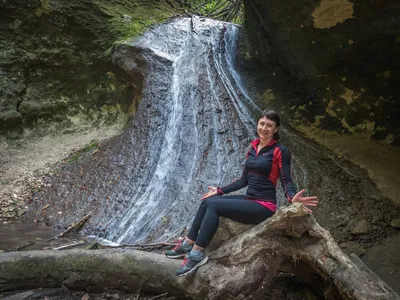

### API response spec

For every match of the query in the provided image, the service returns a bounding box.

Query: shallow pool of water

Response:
[0,219,82,251]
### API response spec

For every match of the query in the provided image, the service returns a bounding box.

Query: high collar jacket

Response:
[219,139,296,203]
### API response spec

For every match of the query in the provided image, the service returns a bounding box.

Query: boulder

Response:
[349,219,374,235]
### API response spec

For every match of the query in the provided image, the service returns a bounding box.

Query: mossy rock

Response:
[0,0,184,136]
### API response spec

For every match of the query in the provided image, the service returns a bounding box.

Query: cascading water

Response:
[29,15,400,294]
[101,16,292,244]
[36,16,321,245]
[37,16,399,262]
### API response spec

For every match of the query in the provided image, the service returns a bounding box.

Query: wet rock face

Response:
[0,0,180,137]
[30,17,259,244]
[243,0,400,145]
[28,15,400,250]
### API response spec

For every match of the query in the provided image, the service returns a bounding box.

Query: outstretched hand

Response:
[291,189,318,213]
[200,186,218,200]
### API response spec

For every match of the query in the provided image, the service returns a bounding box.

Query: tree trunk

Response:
[0,248,183,296]
[1,203,398,300]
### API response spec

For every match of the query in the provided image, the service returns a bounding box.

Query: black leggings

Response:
[187,195,275,248]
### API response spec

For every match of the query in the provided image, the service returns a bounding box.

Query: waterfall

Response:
[102,17,271,244]
[38,16,386,251]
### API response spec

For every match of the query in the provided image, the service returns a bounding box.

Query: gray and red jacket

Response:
[217,139,296,211]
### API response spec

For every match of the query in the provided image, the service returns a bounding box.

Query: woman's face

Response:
[257,116,279,141]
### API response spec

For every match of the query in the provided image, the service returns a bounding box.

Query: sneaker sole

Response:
[177,256,209,277]
[165,253,186,259]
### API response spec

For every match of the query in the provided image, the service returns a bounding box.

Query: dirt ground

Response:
[0,128,121,220]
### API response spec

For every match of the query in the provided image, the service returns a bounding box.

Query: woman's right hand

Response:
[200,186,218,200]
[291,189,318,213]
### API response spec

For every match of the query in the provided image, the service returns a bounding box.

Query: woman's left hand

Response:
[200,186,218,200]
[291,189,318,213]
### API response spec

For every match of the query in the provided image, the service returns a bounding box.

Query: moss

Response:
[67,139,100,163]
[94,0,179,43]
[35,0,52,17]
[1,0,183,136]
[259,89,276,108]
[7,257,42,278]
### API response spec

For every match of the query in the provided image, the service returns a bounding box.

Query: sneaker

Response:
[176,251,208,277]
[165,240,193,259]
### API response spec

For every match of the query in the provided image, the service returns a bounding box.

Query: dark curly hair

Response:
[256,110,281,140]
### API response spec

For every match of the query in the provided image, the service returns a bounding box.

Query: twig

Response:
[149,292,168,300]
[46,213,91,242]
[52,240,85,250]
[15,241,35,251]
[100,242,176,249]
[135,289,142,300]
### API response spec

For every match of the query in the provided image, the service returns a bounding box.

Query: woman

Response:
[165,110,318,277]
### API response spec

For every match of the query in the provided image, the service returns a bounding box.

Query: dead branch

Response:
[149,292,168,300]
[46,213,91,242]
[50,240,85,250]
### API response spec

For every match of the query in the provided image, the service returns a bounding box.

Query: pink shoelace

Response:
[172,240,183,251]
[181,257,188,267]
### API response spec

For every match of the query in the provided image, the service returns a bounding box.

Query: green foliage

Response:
[35,0,52,17]
[187,0,243,23]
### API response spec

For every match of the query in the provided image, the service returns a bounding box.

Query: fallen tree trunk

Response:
[0,249,183,296]
[188,203,400,300]
[0,203,398,300]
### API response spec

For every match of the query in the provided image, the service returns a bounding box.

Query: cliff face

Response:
[243,0,400,146]
[0,0,181,137]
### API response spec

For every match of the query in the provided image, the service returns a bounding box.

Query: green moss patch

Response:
[66,139,100,164]
[35,0,52,17]
[94,0,179,43]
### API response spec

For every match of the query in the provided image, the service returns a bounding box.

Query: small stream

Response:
[0,220,77,252]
